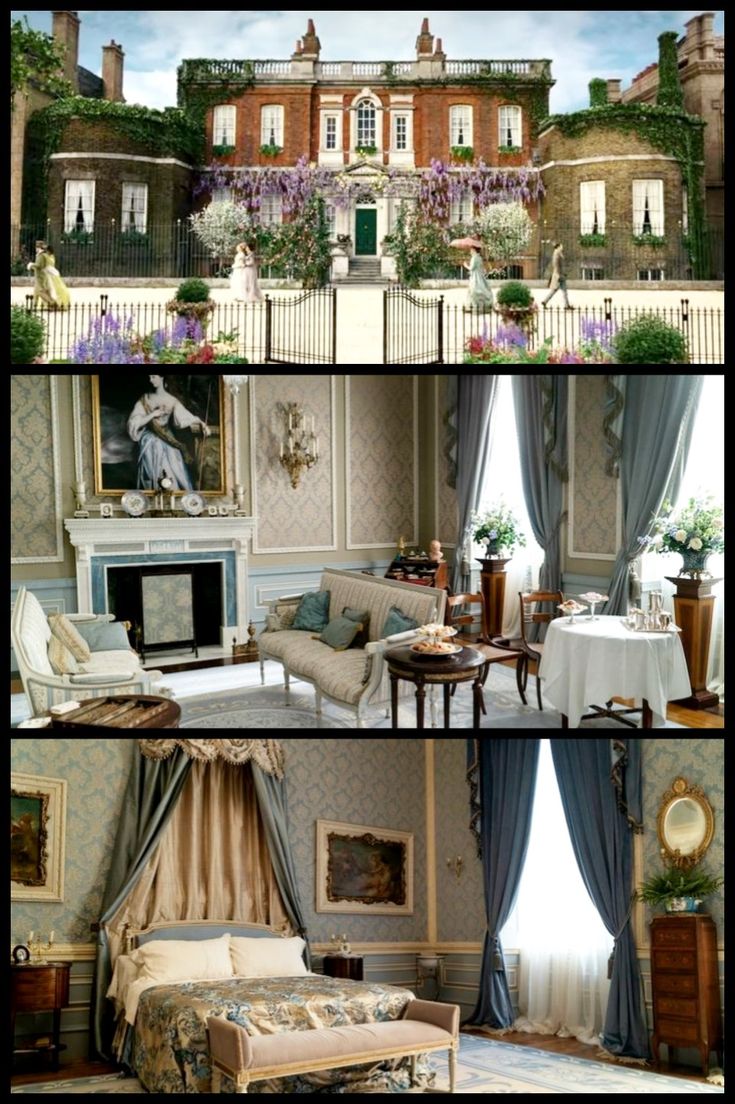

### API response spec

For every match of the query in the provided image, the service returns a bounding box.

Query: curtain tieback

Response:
[608,894,636,978]
[489,933,503,971]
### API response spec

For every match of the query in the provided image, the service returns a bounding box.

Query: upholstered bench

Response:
[207,998,460,1094]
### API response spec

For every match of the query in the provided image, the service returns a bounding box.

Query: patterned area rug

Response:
[179,664,685,729]
[10,1037,723,1093]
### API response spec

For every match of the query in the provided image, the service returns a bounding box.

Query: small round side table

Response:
[386,645,486,729]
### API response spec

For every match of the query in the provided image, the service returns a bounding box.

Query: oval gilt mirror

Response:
[657,777,714,869]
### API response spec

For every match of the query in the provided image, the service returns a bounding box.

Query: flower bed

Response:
[464,318,615,364]
[66,314,248,364]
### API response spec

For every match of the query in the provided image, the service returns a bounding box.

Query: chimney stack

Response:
[300,18,321,59]
[606,79,622,104]
[51,11,80,93]
[416,17,434,59]
[102,40,125,102]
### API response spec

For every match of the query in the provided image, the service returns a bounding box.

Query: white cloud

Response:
[123,68,178,111]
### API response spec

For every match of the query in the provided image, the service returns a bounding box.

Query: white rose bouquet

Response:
[638,496,724,557]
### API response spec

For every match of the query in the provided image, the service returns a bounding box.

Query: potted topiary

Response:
[11,306,46,364]
[495,280,538,333]
[635,863,723,913]
[613,315,688,364]
[166,278,216,331]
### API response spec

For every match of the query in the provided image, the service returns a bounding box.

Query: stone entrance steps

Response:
[345,257,387,284]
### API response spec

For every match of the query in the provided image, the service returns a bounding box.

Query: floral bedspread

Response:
[132,974,430,1094]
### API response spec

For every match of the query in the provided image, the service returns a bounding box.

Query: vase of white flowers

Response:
[639,497,724,578]
[471,504,526,638]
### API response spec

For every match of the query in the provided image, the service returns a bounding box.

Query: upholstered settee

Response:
[11,586,170,718]
[259,568,446,727]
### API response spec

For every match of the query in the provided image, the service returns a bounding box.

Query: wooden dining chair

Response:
[447,593,523,716]
[517,590,564,711]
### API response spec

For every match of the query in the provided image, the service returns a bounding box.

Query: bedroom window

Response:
[501,739,613,1043]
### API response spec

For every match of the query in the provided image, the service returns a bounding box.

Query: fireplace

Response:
[109,562,223,656]
[63,516,256,645]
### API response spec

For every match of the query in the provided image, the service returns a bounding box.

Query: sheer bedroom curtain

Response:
[502,739,612,1045]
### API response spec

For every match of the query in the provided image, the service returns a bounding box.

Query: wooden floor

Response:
[11,1038,716,1088]
[11,1058,118,1086]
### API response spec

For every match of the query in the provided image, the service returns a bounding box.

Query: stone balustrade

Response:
[180,58,552,83]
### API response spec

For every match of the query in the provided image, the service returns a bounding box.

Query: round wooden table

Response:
[386,645,486,729]
[42,694,181,729]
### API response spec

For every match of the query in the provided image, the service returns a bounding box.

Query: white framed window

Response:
[261,105,284,148]
[211,186,233,204]
[581,265,605,280]
[213,105,236,147]
[64,180,95,233]
[637,267,665,281]
[121,183,147,232]
[450,105,473,147]
[324,115,338,150]
[260,195,282,226]
[357,100,376,147]
[632,179,664,235]
[325,203,336,238]
[449,194,474,224]
[394,114,408,151]
[499,105,522,148]
[580,180,606,234]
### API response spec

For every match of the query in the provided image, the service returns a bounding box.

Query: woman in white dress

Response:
[127,375,211,491]
[230,241,263,303]
[464,245,494,312]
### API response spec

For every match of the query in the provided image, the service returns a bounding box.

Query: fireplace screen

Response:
[141,570,197,657]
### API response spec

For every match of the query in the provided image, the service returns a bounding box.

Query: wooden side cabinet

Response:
[650,914,722,1075]
[322,954,364,981]
[11,962,71,1071]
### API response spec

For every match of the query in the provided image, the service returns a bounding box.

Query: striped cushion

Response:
[47,634,80,675]
[47,613,92,662]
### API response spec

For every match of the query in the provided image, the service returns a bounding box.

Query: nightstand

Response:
[322,954,364,981]
[11,961,71,1071]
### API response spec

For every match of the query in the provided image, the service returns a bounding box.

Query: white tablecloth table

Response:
[538,615,691,728]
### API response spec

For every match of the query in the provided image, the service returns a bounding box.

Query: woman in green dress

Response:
[28,241,71,309]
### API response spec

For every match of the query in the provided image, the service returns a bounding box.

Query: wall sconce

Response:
[446,856,464,881]
[279,402,319,489]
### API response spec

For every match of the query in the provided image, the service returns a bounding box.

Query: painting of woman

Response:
[127,375,211,491]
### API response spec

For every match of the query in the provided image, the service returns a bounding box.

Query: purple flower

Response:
[494,323,527,348]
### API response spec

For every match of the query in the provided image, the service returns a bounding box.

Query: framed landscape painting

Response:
[11,773,67,902]
[91,374,226,495]
[316,819,414,915]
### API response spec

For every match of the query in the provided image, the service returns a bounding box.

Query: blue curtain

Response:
[466,738,540,1028]
[90,749,193,1059]
[550,738,649,1059]
[452,375,499,593]
[252,765,311,968]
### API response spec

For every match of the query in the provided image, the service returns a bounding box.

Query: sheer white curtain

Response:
[640,374,724,697]
[477,375,545,637]
[502,740,612,1046]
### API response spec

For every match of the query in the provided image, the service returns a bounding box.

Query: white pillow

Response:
[230,935,307,978]
[130,934,233,984]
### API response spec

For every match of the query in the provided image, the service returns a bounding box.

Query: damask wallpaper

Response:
[570,375,618,558]
[435,739,485,943]
[10,375,62,563]
[435,378,459,548]
[11,738,135,944]
[251,375,335,553]
[347,376,417,548]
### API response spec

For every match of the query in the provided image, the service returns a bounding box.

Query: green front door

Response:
[355,209,377,255]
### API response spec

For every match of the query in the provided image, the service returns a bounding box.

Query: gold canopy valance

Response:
[138,739,284,778]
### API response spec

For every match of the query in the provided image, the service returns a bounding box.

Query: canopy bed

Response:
[91,739,429,1093]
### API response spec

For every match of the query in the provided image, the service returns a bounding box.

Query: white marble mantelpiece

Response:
[64,516,257,642]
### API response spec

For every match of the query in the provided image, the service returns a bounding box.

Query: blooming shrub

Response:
[190,202,258,272]
[479,203,533,272]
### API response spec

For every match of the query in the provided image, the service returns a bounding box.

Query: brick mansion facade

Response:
[13,13,722,281]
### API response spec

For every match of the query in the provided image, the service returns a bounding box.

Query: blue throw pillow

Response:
[319,616,364,651]
[292,590,331,632]
[382,606,419,638]
[73,620,131,652]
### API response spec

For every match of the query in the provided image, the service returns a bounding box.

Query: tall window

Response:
[325,203,336,239]
[213,105,236,147]
[632,179,664,235]
[394,114,408,151]
[580,180,606,234]
[260,195,282,227]
[324,115,338,150]
[450,105,473,147]
[121,183,148,233]
[498,105,522,148]
[449,193,473,225]
[502,740,612,1044]
[261,105,284,148]
[639,374,724,694]
[357,100,376,147]
[64,180,95,233]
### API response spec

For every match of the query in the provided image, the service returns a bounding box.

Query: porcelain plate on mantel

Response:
[180,493,205,516]
[121,491,147,517]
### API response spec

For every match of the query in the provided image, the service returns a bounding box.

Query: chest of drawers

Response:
[650,914,722,1075]
[11,962,71,1071]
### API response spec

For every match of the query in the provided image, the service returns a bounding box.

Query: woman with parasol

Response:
[451,236,494,312]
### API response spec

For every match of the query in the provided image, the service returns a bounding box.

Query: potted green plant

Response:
[166,278,216,331]
[495,280,538,333]
[635,863,723,913]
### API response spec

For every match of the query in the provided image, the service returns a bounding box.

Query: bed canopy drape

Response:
[91,738,307,1060]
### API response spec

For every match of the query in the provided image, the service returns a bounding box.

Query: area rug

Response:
[10,1037,722,1093]
[179,665,685,730]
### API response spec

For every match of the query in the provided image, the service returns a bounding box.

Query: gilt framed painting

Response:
[91,374,226,495]
[11,773,67,902]
[316,819,414,915]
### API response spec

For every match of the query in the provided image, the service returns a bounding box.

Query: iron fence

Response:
[384,288,444,363]
[264,289,337,363]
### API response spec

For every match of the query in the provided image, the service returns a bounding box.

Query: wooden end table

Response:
[322,954,364,981]
[12,961,71,1071]
[386,645,487,729]
[46,694,181,729]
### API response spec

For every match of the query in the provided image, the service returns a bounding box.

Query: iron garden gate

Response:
[264,289,337,364]
[383,288,444,364]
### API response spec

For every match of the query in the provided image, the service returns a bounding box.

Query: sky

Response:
[11,10,724,114]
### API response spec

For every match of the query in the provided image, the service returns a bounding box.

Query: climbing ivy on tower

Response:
[656,32,684,109]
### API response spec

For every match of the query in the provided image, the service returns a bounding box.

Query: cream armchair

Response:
[11,587,170,718]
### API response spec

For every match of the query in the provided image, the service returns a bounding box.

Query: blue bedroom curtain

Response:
[466,738,541,1028]
[549,738,649,1059]
[91,749,193,1059]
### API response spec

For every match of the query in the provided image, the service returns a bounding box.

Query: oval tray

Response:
[410,642,463,658]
